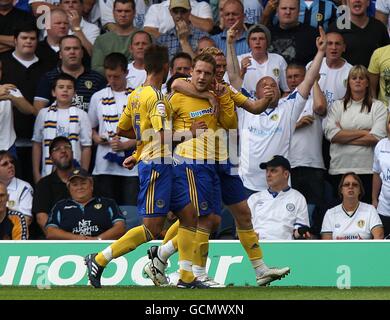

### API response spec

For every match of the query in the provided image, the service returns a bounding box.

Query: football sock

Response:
[177,226,196,283]
[162,220,179,244]
[192,228,210,277]
[158,238,177,263]
[95,225,153,267]
[237,228,263,262]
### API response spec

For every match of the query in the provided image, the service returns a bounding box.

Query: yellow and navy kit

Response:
[169,90,235,161]
[118,85,172,162]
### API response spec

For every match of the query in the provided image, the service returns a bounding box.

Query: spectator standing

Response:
[88,53,139,205]
[35,35,107,112]
[91,0,137,75]
[144,0,213,38]
[32,73,92,182]
[267,0,319,65]
[157,0,209,59]
[211,0,250,56]
[324,65,388,203]
[368,44,390,107]
[328,0,389,67]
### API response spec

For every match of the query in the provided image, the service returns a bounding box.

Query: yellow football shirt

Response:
[169,91,235,161]
[118,85,172,161]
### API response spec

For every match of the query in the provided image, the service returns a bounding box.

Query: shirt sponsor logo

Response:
[189,107,213,118]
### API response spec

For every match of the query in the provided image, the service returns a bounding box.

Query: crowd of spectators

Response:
[0,0,389,241]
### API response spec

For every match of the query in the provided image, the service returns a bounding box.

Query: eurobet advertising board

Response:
[0,240,389,287]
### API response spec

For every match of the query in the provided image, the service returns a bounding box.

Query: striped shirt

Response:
[0,209,29,240]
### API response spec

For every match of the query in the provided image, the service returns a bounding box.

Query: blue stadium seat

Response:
[214,206,236,240]
[119,205,142,230]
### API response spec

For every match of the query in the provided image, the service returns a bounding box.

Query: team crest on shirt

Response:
[270,114,279,121]
[357,220,365,228]
[200,202,208,210]
[156,103,166,117]
[94,204,102,210]
[286,203,295,212]
[273,68,280,77]
[7,200,15,208]
[85,80,93,89]
[156,199,165,208]
[316,13,323,22]
[343,79,347,88]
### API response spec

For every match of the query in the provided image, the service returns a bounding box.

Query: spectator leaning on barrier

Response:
[46,168,126,240]
[321,172,384,240]
[0,182,28,240]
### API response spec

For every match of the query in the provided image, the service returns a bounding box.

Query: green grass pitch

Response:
[1,286,390,300]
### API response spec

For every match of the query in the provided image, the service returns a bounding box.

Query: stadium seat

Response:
[119,205,142,230]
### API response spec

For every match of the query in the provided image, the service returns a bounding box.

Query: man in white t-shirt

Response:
[238,26,327,193]
[229,24,289,99]
[143,0,213,38]
[126,30,152,89]
[289,32,351,235]
[248,155,310,240]
[88,52,139,205]
[0,151,34,225]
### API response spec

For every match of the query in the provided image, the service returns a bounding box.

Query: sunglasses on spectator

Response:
[0,160,15,167]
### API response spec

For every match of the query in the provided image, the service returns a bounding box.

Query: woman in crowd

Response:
[324,65,388,203]
[321,172,384,240]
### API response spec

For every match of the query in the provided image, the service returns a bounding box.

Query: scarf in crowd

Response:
[42,103,80,175]
[101,86,134,166]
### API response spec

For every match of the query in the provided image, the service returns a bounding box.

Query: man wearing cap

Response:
[144,0,213,39]
[156,0,209,60]
[46,168,126,240]
[226,23,289,99]
[248,155,310,240]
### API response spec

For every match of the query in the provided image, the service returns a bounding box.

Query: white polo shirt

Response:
[321,202,383,239]
[238,52,289,100]
[143,0,212,34]
[238,90,307,191]
[88,87,138,177]
[248,187,309,240]
[7,177,33,218]
[373,137,390,217]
